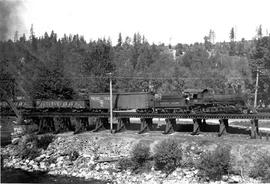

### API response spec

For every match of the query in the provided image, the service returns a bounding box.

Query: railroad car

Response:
[153,94,190,113]
[89,92,154,112]
[35,99,89,112]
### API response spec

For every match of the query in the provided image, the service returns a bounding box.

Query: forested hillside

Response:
[0,29,270,106]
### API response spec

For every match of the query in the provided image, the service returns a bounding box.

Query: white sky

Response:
[20,0,270,45]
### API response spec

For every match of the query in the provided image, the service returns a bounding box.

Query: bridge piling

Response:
[218,119,229,137]
[92,118,107,132]
[138,118,153,134]
[115,118,129,133]
[250,119,259,139]
[163,118,176,134]
[191,119,202,135]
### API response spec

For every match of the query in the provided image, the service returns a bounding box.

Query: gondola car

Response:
[35,99,89,112]
[89,92,154,113]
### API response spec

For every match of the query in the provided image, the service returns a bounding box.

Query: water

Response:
[1,167,108,183]
[1,118,109,183]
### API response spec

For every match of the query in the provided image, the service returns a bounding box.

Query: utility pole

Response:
[109,73,113,133]
[254,68,259,108]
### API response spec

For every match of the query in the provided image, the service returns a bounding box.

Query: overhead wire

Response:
[1,75,269,81]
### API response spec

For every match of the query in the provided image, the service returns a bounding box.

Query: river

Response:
[1,167,108,183]
[1,118,109,183]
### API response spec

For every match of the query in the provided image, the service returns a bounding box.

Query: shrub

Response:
[20,146,40,160]
[37,134,55,149]
[249,153,270,182]
[20,134,38,145]
[117,142,151,173]
[117,157,136,171]
[69,150,80,161]
[17,134,40,159]
[153,139,182,174]
[131,142,150,165]
[197,145,231,181]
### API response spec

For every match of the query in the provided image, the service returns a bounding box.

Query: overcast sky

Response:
[20,0,270,45]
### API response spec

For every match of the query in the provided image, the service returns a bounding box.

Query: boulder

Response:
[39,162,47,170]
[32,164,39,170]
[228,175,242,183]
[11,138,20,145]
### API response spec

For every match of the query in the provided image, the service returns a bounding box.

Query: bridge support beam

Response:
[70,117,87,134]
[250,119,259,139]
[218,119,229,137]
[53,116,62,134]
[191,119,202,135]
[70,117,80,134]
[202,119,207,131]
[138,118,152,134]
[37,118,45,134]
[115,118,130,133]
[37,117,54,134]
[92,118,107,132]
[75,117,88,134]
[163,118,176,134]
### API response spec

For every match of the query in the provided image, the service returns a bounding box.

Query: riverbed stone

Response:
[29,160,34,165]
[228,175,242,183]
[50,163,56,169]
[3,131,269,183]
[32,164,39,170]
[39,162,47,170]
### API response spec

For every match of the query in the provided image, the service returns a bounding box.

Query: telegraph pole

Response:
[109,73,113,133]
[254,68,259,108]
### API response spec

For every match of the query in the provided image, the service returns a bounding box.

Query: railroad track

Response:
[1,111,270,119]
[114,112,270,119]
[1,110,269,138]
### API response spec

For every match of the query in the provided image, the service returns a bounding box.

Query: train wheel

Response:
[242,109,248,114]
[147,109,153,113]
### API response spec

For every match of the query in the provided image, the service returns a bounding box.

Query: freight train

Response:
[0,88,250,115]
[0,88,253,134]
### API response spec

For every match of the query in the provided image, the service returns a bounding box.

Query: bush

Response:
[197,145,231,181]
[117,142,151,173]
[37,134,55,149]
[117,157,136,171]
[68,150,80,161]
[153,139,182,174]
[131,142,150,165]
[17,134,40,159]
[249,153,270,182]
[20,146,40,160]
[21,134,38,145]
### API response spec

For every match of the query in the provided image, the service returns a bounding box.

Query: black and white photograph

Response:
[1,0,270,183]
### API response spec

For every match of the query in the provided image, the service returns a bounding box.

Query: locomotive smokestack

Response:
[0,0,24,41]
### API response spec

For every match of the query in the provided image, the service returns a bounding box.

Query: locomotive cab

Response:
[183,89,209,103]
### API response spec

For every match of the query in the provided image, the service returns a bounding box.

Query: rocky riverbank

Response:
[1,131,270,183]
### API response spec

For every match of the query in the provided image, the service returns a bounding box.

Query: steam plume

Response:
[0,0,24,41]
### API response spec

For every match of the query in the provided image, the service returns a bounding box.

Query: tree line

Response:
[0,26,269,106]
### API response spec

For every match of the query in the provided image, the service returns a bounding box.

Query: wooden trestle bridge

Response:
[1,110,270,139]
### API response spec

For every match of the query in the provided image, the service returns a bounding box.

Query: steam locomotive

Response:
[0,88,250,114]
[88,88,249,114]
